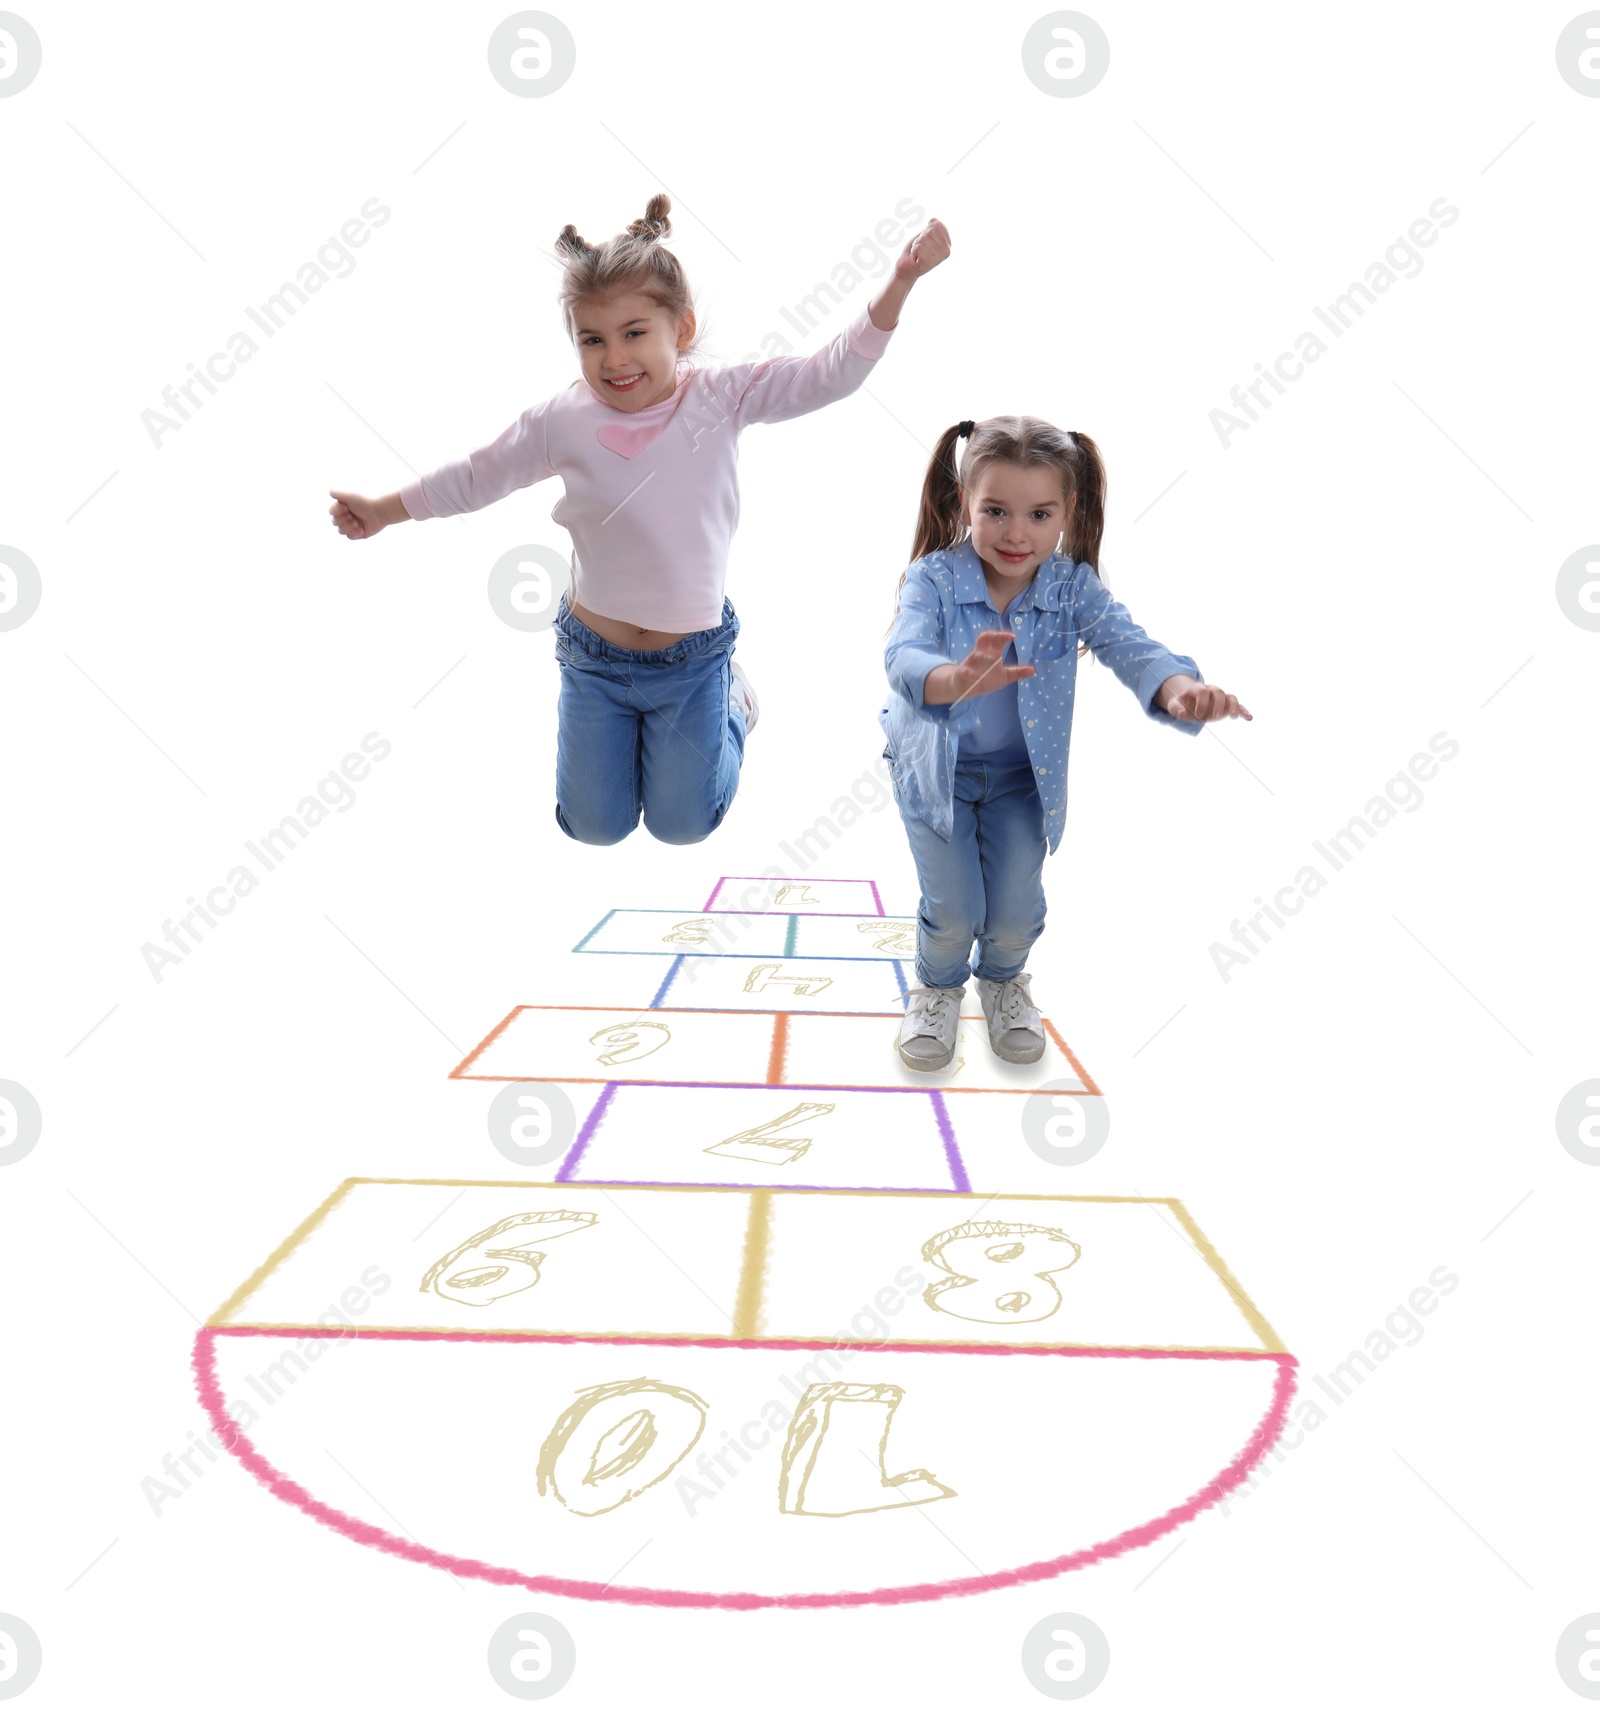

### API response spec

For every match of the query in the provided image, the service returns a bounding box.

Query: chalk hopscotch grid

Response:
[206,1177,1289,1356]
[552,944,971,1189]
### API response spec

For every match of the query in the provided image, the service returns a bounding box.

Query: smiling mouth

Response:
[995,549,1031,563]
[604,373,646,391]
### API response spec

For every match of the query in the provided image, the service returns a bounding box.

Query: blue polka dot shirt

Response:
[880,539,1202,853]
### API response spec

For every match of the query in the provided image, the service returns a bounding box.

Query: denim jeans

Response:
[552,596,746,846]
[894,757,1048,989]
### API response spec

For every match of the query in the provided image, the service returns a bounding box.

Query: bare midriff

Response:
[566,598,690,652]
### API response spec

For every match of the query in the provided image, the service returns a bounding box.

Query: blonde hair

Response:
[553,193,704,360]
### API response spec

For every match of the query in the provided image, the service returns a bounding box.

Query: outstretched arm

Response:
[924,630,1035,704]
[867,218,952,330]
[329,396,557,540]
[1070,564,1251,728]
[1154,675,1252,722]
[329,490,410,540]
[733,219,952,427]
[885,567,1018,732]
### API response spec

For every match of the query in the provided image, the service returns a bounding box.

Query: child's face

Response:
[573,289,695,411]
[966,464,1069,583]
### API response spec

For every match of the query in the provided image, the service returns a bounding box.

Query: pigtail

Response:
[910,424,971,562]
[1063,431,1107,575]
[886,416,1110,647]
[889,422,972,619]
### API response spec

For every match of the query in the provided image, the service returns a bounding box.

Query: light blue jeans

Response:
[552,596,746,846]
[894,757,1048,989]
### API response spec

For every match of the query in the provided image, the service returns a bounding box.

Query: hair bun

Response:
[956,419,975,438]
[554,222,594,259]
[628,192,673,242]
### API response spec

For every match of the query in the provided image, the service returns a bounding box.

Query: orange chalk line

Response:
[209,1178,1280,1355]
[207,1178,358,1327]
[764,1013,790,1085]
[452,1072,1093,1097]
[447,1005,525,1081]
[1042,1018,1102,1097]
[1164,1198,1287,1355]
[447,1003,1102,1096]
[730,1189,772,1340]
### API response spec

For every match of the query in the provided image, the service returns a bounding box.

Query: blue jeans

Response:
[895,758,1048,989]
[552,596,746,846]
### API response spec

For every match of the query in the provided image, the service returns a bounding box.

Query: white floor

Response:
[3,4,1595,1706]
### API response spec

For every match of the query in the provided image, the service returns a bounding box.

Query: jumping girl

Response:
[882,417,1251,1071]
[330,194,950,846]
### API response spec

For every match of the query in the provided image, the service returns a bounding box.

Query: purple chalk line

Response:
[563,1174,955,1193]
[606,907,907,921]
[928,1089,971,1192]
[554,1082,618,1182]
[702,875,886,912]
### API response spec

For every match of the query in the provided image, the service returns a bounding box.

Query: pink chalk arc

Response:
[193,1325,1297,1611]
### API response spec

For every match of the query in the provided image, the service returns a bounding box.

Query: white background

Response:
[2,0,1597,1705]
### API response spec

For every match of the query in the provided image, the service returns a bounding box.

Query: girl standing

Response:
[331,194,949,845]
[882,417,1251,1070]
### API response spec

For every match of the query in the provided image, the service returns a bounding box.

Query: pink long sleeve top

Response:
[399,307,895,633]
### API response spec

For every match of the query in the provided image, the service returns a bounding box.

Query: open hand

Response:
[895,217,951,282]
[329,489,386,541]
[1157,674,1253,722]
[927,629,1036,706]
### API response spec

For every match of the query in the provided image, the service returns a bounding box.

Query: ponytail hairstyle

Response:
[553,193,704,361]
[896,416,1109,648]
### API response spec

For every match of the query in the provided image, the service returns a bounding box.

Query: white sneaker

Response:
[897,984,964,1071]
[976,974,1046,1064]
[730,659,759,734]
